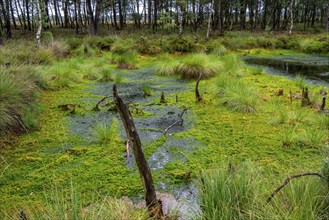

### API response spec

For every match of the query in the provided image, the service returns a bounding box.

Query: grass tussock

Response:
[0,66,44,133]
[176,54,220,79]
[218,78,259,113]
[198,163,261,220]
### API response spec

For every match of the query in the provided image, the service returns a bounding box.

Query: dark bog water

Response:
[243,56,329,86]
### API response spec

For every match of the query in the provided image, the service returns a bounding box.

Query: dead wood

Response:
[267,172,325,202]
[160,92,166,103]
[113,84,163,218]
[301,87,311,107]
[196,73,203,101]
[93,96,108,111]
[58,104,81,114]
[289,90,292,103]
[320,97,326,111]
[163,108,187,135]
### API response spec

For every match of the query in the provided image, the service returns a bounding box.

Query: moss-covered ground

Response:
[1,46,328,216]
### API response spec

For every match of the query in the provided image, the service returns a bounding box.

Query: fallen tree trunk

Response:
[113,84,163,218]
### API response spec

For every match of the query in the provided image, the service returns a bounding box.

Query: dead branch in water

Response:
[113,84,163,218]
[163,108,188,135]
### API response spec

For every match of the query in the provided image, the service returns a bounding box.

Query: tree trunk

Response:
[36,0,42,47]
[53,0,59,25]
[178,5,183,37]
[113,84,163,218]
[86,0,95,35]
[288,0,295,35]
[218,0,223,35]
[206,0,214,39]
[63,0,69,28]
[74,0,79,34]
[112,0,119,29]
[262,0,268,30]
[10,0,17,29]
[17,0,27,29]
[118,0,124,29]
[240,0,246,30]
[26,0,31,30]
[327,3,329,32]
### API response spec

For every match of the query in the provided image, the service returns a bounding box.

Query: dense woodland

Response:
[0,0,329,40]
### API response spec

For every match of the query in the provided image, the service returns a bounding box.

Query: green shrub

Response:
[176,54,219,79]
[114,51,138,69]
[49,41,70,59]
[165,37,195,53]
[136,37,161,54]
[300,39,329,54]
[218,78,259,113]
[111,38,136,54]
[66,38,84,50]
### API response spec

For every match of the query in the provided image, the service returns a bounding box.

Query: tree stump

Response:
[160,92,166,103]
[196,73,203,101]
[301,87,311,107]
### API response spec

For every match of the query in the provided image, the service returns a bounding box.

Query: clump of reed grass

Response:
[0,66,44,133]
[198,162,261,220]
[141,83,152,97]
[218,78,259,113]
[220,54,244,76]
[114,51,138,69]
[295,75,307,89]
[92,122,113,143]
[155,59,178,76]
[256,177,328,219]
[176,53,219,79]
[99,68,114,82]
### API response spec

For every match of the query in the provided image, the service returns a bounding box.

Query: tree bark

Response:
[327,3,329,32]
[113,84,163,218]
[26,0,31,30]
[86,0,95,35]
[36,0,42,47]
[206,0,214,39]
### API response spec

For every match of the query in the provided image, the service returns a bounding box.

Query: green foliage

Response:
[155,57,179,76]
[198,163,260,220]
[114,51,138,69]
[141,83,152,97]
[93,122,113,144]
[99,68,114,82]
[295,75,307,89]
[86,36,115,51]
[66,38,84,50]
[176,54,219,79]
[111,38,136,54]
[136,37,161,54]
[256,178,328,219]
[220,54,244,76]
[164,37,195,53]
[0,67,43,133]
[321,158,329,180]
[300,38,329,54]
[218,78,259,113]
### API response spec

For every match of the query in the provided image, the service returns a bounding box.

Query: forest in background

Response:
[0,0,329,41]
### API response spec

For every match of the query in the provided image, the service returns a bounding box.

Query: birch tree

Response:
[36,0,42,47]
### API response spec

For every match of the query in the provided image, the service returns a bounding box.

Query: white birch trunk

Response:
[36,0,42,47]
[179,6,183,37]
[288,0,294,35]
[206,0,214,39]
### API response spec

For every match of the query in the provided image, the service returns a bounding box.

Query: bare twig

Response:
[196,73,202,101]
[267,172,326,202]
[126,139,130,162]
[93,96,108,111]
[163,108,187,135]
